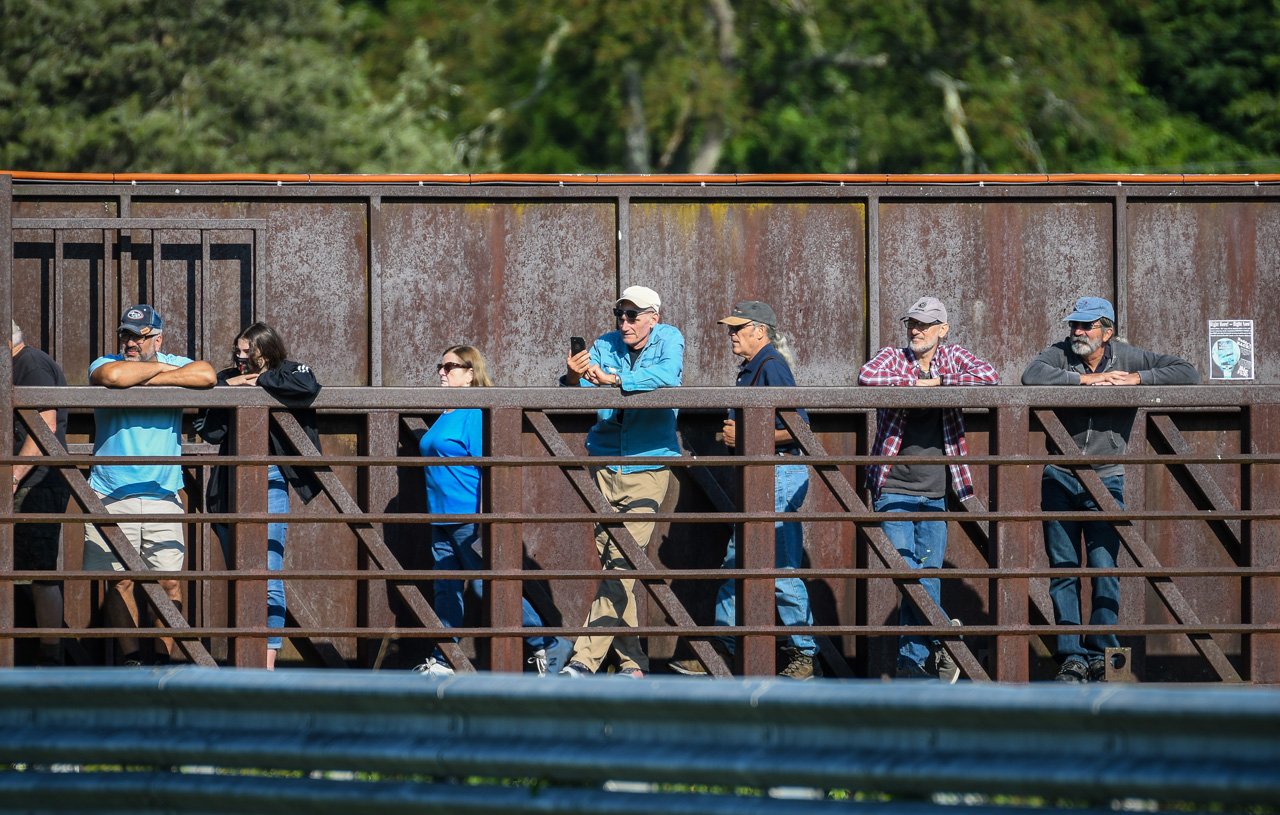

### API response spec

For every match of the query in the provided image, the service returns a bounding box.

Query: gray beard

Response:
[1070,336,1101,357]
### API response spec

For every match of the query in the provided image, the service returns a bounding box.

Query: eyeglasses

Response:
[906,320,941,332]
[727,322,755,334]
[437,362,472,374]
[1068,320,1103,332]
[118,332,158,344]
[613,308,653,323]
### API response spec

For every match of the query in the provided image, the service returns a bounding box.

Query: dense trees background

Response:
[2,0,1276,174]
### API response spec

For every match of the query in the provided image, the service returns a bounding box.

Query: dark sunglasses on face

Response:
[438,362,472,374]
[613,308,652,323]
[1069,320,1102,332]
[118,331,155,344]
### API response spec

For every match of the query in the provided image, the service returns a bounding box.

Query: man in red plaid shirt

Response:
[858,296,999,681]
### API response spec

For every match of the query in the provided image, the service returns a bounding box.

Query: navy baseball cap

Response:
[119,304,164,336]
[1065,296,1114,323]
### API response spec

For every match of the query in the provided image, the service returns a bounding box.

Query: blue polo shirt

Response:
[88,352,193,499]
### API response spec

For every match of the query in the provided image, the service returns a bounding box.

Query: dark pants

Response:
[1041,466,1123,662]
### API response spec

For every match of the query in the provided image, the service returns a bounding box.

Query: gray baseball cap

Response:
[901,296,948,324]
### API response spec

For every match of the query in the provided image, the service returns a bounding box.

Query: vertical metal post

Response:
[0,174,14,667]
[1246,405,1280,683]
[360,410,400,666]
[231,406,269,668]
[994,405,1032,682]
[740,406,775,676]
[487,407,524,672]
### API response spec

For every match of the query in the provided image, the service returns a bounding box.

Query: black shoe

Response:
[1055,658,1088,683]
[1087,657,1107,683]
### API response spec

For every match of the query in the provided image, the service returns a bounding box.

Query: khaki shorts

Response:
[83,492,186,573]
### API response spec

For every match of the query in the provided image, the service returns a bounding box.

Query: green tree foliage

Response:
[350,0,1277,174]
[0,0,461,172]
[2,0,1275,173]
[1106,0,1280,163]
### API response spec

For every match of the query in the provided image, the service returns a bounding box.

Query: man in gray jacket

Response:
[1021,296,1199,683]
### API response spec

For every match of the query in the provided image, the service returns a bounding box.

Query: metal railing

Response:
[3,385,1278,682]
[0,669,1277,813]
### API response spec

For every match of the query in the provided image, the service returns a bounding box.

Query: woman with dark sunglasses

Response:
[195,322,322,670]
[413,346,562,677]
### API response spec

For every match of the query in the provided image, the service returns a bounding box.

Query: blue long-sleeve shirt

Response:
[579,322,684,473]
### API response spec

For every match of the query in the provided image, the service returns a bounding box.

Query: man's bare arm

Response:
[147,360,216,389]
[90,360,175,388]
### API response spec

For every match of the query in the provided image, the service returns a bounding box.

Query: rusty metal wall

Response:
[7,179,1280,679]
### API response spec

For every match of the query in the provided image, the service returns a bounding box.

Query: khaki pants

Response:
[571,467,671,673]
[83,492,186,572]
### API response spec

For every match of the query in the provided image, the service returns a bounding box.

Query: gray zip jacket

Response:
[1021,340,1200,476]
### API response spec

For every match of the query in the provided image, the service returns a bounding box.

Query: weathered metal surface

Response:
[1127,200,1280,382]
[878,200,1113,383]
[7,180,1280,680]
[377,201,616,388]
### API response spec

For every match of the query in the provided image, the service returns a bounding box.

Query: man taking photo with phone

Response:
[558,285,684,677]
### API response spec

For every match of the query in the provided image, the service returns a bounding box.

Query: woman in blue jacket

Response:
[414,345,558,677]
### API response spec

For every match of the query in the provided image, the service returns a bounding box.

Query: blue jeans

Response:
[714,463,816,657]
[214,465,288,651]
[1041,466,1123,662]
[430,523,552,657]
[874,492,948,668]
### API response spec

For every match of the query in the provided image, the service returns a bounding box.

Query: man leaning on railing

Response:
[85,304,215,666]
[1021,295,1200,683]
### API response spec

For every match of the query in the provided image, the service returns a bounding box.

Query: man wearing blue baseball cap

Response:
[86,304,215,665]
[1022,296,1199,682]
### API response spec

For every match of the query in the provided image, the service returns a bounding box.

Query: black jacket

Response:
[195,361,323,512]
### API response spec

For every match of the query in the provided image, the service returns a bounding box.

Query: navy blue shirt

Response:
[730,343,808,451]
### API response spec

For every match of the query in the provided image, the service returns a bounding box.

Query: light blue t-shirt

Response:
[88,352,193,499]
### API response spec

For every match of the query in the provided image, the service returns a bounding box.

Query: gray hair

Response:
[763,324,796,370]
[11,320,21,345]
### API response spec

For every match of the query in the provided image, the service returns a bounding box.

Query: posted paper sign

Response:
[1208,320,1254,380]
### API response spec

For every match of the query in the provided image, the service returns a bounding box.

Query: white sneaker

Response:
[529,649,548,677]
[559,661,591,678]
[411,657,455,677]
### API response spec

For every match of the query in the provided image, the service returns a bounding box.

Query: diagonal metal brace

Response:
[526,411,731,677]
[272,412,472,672]
[780,411,990,681]
[1033,409,1241,682]
[682,439,854,678]
[18,410,215,666]
[1147,413,1242,558]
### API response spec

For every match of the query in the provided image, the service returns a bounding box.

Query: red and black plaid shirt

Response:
[858,343,1000,500]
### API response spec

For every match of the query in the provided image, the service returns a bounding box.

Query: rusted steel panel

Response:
[377,201,616,388]
[878,201,1113,383]
[1141,412,1244,679]
[130,199,369,385]
[1127,201,1280,383]
[629,201,867,386]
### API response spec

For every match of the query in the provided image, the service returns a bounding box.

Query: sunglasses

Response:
[1068,320,1103,332]
[613,307,653,322]
[118,332,158,343]
[437,362,472,374]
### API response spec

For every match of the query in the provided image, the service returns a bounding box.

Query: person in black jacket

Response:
[195,322,321,669]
